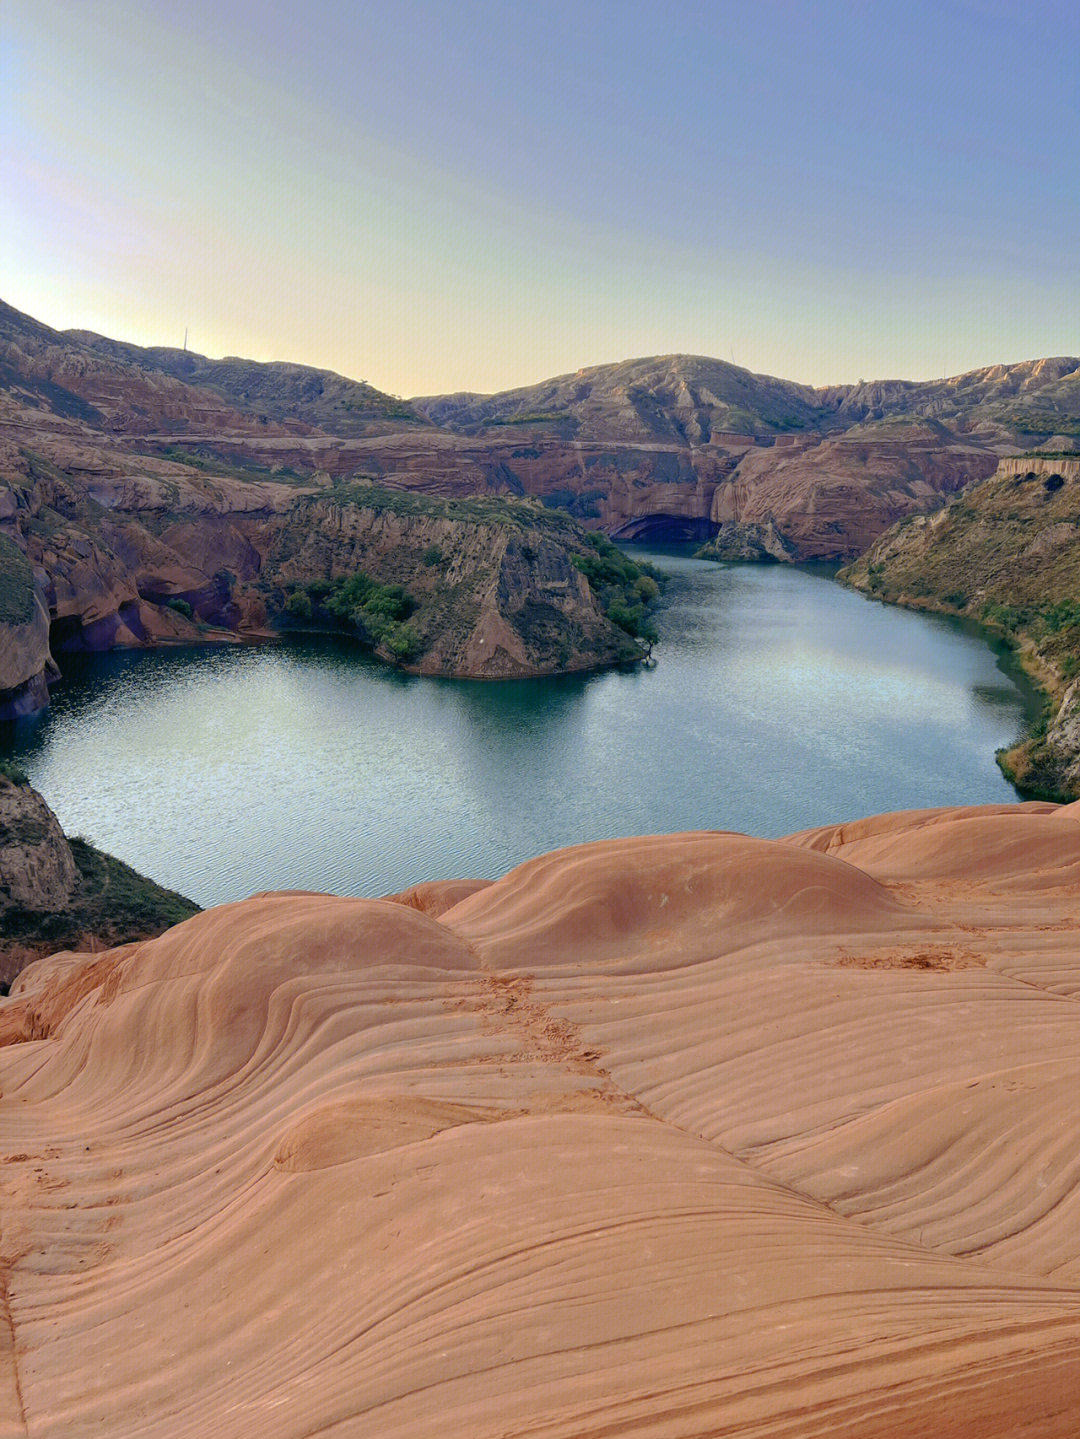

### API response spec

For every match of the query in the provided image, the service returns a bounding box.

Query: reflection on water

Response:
[0,552,1036,907]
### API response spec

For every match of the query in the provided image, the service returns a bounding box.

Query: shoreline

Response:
[4,619,651,725]
[835,576,1073,802]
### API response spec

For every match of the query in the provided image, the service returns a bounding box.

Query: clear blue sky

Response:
[4,0,1078,394]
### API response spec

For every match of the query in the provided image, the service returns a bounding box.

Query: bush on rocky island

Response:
[287,569,420,660]
[571,533,664,646]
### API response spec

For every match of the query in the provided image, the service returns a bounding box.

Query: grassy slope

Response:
[0,532,35,625]
[841,462,1080,798]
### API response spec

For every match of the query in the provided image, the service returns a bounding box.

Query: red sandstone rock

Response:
[2,803,1079,1436]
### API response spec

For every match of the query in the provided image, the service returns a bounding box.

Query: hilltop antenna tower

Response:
[183,327,188,352]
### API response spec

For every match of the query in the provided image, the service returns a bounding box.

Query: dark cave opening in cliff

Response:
[607,515,716,544]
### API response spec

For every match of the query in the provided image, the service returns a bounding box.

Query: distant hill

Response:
[415,352,1080,448]
[827,357,1080,444]
[69,327,428,434]
[414,354,835,441]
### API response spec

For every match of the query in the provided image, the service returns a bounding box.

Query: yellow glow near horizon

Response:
[5,3,1078,397]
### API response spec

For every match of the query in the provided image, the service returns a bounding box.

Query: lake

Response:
[0,551,1037,908]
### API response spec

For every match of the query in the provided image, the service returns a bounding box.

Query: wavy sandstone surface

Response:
[2,802,1080,1437]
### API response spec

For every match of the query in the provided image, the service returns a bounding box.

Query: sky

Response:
[3,0,1078,396]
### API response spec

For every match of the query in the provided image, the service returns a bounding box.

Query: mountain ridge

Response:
[414,350,1080,444]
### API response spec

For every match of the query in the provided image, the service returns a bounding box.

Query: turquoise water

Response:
[0,552,1035,907]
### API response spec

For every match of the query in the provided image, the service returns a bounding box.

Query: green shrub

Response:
[385,622,420,659]
[165,597,193,620]
[570,536,664,650]
[297,568,420,656]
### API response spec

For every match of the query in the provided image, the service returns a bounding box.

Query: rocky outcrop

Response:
[266,487,652,676]
[0,770,79,915]
[2,801,1079,1435]
[695,517,796,562]
[842,456,1080,798]
[995,454,1080,482]
[0,772,198,986]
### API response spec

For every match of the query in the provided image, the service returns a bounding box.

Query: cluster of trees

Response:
[571,533,662,649]
[283,571,420,659]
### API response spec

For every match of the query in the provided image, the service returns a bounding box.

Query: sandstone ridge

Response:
[2,801,1079,1436]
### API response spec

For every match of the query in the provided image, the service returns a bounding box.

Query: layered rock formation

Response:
[1,801,1078,1436]
[416,354,1080,555]
[5,296,1080,713]
[0,304,653,712]
[842,456,1080,798]
[0,771,198,987]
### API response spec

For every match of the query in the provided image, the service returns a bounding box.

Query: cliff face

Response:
[701,427,998,560]
[0,771,198,987]
[842,456,1080,798]
[262,488,647,677]
[2,801,1079,1435]
[0,530,55,713]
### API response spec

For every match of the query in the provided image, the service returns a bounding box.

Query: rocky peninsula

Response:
[1,799,1078,1436]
